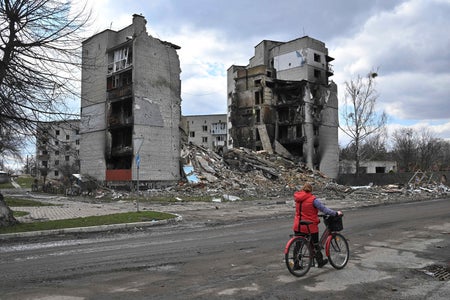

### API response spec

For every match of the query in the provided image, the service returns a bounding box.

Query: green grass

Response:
[15,176,35,188]
[0,175,35,189]
[0,182,14,189]
[0,211,176,234]
[12,211,29,217]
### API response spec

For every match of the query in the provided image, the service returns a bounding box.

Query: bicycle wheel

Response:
[327,233,349,269]
[285,237,313,277]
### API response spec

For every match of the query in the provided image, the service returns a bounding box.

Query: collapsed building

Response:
[80,14,182,188]
[227,37,339,178]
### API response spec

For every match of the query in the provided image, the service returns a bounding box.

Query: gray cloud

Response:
[88,0,450,140]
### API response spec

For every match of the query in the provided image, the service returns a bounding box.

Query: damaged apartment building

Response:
[80,14,182,188]
[227,36,339,178]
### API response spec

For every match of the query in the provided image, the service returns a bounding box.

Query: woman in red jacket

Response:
[292,182,342,268]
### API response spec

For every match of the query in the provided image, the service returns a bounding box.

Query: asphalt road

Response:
[0,198,449,299]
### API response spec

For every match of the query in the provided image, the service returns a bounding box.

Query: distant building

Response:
[339,160,398,174]
[35,120,80,180]
[227,36,339,178]
[183,114,227,152]
[80,14,182,188]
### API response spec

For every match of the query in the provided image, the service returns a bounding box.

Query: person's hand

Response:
[336,211,343,216]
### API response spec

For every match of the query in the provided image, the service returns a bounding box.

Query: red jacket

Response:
[292,190,319,233]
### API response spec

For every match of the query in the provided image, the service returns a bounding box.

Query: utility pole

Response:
[134,137,144,212]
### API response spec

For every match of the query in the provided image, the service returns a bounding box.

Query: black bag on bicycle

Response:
[324,215,343,231]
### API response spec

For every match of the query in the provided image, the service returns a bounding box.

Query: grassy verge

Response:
[0,211,176,234]
[12,211,29,217]
[0,175,35,189]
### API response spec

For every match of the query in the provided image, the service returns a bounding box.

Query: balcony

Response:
[108,85,132,100]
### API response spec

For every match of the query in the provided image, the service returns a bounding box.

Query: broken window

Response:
[279,126,288,140]
[202,125,208,132]
[376,167,385,173]
[202,137,208,143]
[314,53,321,62]
[314,69,321,79]
[278,108,289,122]
[255,91,261,104]
[56,130,60,135]
[190,131,195,138]
[107,46,133,74]
[109,99,133,126]
[106,127,132,170]
[296,125,302,138]
[255,109,260,123]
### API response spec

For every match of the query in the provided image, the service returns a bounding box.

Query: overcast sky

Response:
[83,0,449,146]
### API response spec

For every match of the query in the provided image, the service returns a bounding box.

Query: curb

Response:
[0,214,183,240]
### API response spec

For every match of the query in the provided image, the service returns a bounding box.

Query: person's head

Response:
[302,183,313,193]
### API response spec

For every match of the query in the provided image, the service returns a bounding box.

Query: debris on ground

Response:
[22,143,450,204]
[177,143,330,199]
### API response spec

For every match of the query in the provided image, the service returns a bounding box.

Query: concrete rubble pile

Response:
[172,143,449,202]
[177,143,333,199]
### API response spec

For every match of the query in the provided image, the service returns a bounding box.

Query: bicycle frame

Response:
[284,226,336,257]
[285,215,349,276]
[320,227,335,257]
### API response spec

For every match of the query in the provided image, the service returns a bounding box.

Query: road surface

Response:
[0,198,449,299]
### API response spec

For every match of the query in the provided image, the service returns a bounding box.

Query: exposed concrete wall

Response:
[80,131,106,180]
[80,30,108,179]
[131,20,181,183]
[319,82,339,178]
[303,84,315,170]
[249,40,282,67]
[227,36,338,179]
[80,15,181,185]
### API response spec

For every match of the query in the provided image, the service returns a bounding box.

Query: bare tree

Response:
[0,0,90,136]
[0,125,24,165]
[392,128,417,172]
[392,127,445,172]
[340,70,387,176]
[340,133,387,161]
[416,128,442,171]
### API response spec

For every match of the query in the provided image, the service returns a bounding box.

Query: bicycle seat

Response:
[300,220,313,225]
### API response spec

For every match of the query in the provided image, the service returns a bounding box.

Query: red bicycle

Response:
[284,214,349,277]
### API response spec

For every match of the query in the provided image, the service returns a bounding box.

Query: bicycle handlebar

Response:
[318,213,344,218]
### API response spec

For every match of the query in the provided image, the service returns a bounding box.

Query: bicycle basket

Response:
[324,215,343,231]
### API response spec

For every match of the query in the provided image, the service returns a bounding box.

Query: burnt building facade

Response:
[80,14,182,188]
[227,37,339,178]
